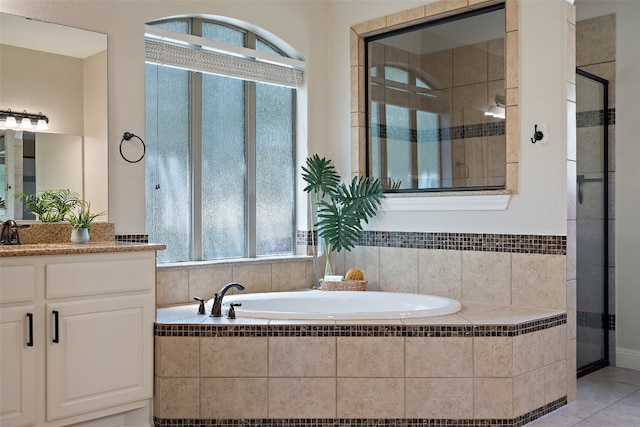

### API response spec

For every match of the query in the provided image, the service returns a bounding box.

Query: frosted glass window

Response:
[255,82,295,256]
[145,63,191,263]
[145,17,300,263]
[202,73,246,259]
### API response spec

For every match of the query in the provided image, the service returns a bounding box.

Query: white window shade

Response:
[145,25,304,89]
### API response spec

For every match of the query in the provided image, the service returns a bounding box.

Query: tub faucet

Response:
[211,282,245,317]
[1,220,21,245]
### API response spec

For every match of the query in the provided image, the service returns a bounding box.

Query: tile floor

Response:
[527,366,640,426]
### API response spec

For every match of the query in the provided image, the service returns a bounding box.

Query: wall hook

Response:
[531,124,544,144]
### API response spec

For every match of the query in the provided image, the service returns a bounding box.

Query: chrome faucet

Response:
[211,282,245,317]
[1,220,21,245]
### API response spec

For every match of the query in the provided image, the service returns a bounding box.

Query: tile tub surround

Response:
[154,303,568,426]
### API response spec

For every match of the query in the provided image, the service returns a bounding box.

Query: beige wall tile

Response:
[406,378,473,419]
[154,377,199,419]
[269,337,336,377]
[576,14,615,67]
[513,370,545,417]
[200,378,267,418]
[474,378,513,419]
[418,249,462,299]
[420,49,453,89]
[268,378,336,418]
[231,263,271,294]
[513,330,545,376]
[188,265,233,303]
[544,360,567,403]
[512,253,567,310]
[156,268,188,306]
[200,337,267,377]
[453,43,488,87]
[406,337,473,378]
[505,31,519,89]
[337,336,404,377]
[461,251,511,305]
[474,336,513,377]
[544,325,568,366]
[379,247,418,293]
[155,336,199,377]
[487,38,505,81]
[344,245,380,291]
[272,260,309,292]
[337,378,404,418]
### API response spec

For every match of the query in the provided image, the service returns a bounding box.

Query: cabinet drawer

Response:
[0,265,36,303]
[46,256,155,299]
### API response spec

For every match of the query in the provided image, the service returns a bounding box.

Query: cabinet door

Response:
[0,306,37,427]
[46,294,153,421]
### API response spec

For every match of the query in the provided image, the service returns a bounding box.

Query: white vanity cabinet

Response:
[0,248,159,427]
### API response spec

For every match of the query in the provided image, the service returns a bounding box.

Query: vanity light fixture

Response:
[0,109,49,130]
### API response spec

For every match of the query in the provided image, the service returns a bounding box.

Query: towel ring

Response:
[119,132,145,163]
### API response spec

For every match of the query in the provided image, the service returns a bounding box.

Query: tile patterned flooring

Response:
[527,367,640,426]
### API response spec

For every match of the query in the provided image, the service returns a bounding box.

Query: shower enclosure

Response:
[575,68,610,377]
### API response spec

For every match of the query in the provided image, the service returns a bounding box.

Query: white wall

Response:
[576,0,640,370]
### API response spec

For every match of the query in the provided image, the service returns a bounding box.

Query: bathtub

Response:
[212,290,461,320]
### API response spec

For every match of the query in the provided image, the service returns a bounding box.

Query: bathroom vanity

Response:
[0,242,164,427]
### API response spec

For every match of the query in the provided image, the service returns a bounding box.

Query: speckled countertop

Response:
[0,241,166,257]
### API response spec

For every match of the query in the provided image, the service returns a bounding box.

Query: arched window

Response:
[145,17,304,263]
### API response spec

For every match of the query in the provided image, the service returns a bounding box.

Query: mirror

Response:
[0,12,107,220]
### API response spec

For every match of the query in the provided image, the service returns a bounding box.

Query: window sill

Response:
[381,190,511,212]
[157,254,312,269]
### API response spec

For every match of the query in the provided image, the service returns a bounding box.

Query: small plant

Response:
[302,154,385,276]
[14,189,80,222]
[66,200,105,229]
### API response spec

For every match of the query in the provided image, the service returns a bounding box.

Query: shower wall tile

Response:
[511,253,566,310]
[338,336,404,377]
[268,377,336,418]
[379,247,418,293]
[405,337,473,378]
[337,378,404,418]
[487,38,505,81]
[420,49,452,89]
[155,336,199,378]
[576,14,615,67]
[473,336,513,377]
[201,337,267,377]
[453,42,488,87]
[269,337,336,377]
[418,249,462,299]
[405,378,473,419]
[544,325,568,365]
[154,377,199,419]
[461,251,511,305]
[200,377,268,419]
[474,378,513,419]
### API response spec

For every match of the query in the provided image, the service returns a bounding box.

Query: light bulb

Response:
[20,117,32,129]
[5,116,17,127]
[37,118,49,130]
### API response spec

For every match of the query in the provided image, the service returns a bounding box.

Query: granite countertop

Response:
[0,241,166,257]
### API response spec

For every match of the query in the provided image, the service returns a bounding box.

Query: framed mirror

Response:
[0,12,107,220]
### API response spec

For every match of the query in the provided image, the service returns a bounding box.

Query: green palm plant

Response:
[66,200,105,229]
[15,189,80,222]
[302,154,385,277]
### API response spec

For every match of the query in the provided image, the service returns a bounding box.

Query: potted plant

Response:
[302,154,385,280]
[14,189,80,222]
[66,200,105,243]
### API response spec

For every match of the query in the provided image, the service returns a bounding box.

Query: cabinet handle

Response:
[52,310,60,343]
[26,313,34,347]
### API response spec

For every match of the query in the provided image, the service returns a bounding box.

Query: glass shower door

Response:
[576,68,609,376]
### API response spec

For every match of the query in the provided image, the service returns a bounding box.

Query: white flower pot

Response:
[70,228,90,244]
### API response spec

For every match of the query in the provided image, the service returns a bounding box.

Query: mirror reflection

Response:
[366,6,505,192]
[0,12,108,220]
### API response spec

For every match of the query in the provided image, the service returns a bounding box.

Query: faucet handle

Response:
[194,297,205,315]
[228,303,242,319]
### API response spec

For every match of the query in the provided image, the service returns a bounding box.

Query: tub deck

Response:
[154,300,569,426]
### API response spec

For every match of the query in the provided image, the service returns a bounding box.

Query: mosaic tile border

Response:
[576,107,616,128]
[153,396,566,427]
[374,120,505,142]
[297,231,566,255]
[116,234,149,243]
[155,314,566,338]
[577,311,616,331]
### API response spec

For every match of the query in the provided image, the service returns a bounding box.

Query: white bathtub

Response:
[214,290,461,320]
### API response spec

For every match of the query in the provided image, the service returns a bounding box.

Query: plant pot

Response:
[70,228,90,244]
